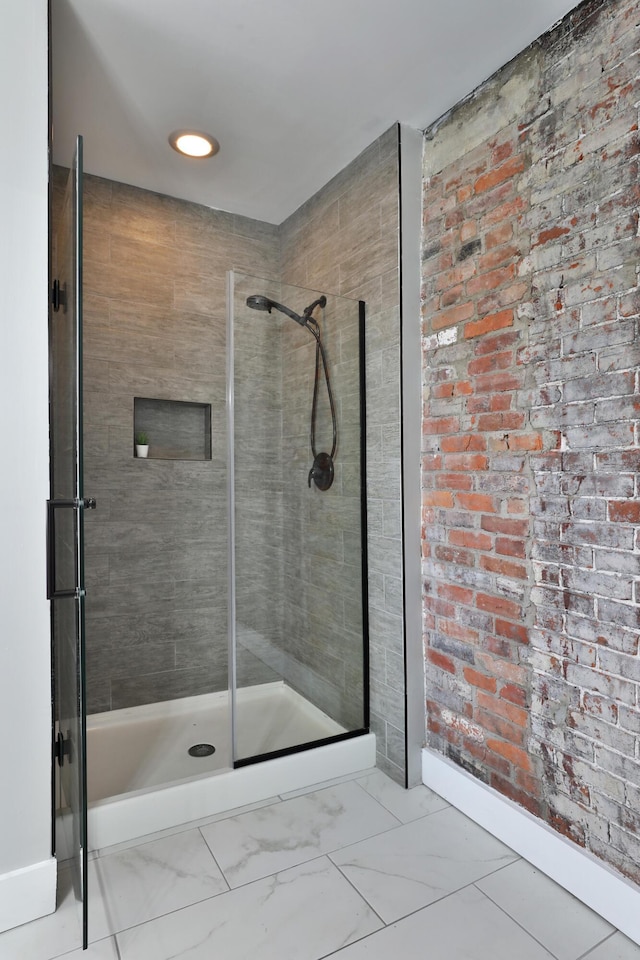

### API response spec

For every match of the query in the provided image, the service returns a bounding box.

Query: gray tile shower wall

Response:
[52,168,279,713]
[279,126,405,782]
[278,286,365,732]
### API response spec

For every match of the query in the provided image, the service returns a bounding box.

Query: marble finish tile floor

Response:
[1,768,639,960]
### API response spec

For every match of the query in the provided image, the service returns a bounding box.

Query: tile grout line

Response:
[575,930,623,960]
[326,858,386,929]
[471,880,563,960]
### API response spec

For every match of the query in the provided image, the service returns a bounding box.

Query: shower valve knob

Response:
[308,453,334,492]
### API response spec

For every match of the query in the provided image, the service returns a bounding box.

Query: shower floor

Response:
[87,681,345,803]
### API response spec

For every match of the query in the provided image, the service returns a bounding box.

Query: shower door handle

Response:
[46,497,96,600]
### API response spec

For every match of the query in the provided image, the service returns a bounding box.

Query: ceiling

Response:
[51,0,580,225]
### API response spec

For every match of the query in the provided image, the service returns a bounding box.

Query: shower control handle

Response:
[307,453,334,492]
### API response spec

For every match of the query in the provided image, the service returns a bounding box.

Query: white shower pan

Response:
[86,682,375,850]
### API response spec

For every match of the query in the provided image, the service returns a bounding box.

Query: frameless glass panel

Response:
[50,137,88,948]
[228,272,368,765]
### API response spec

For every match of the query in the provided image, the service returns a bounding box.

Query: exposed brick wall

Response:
[421,0,640,882]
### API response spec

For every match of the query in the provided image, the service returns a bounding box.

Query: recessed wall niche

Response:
[133,397,212,461]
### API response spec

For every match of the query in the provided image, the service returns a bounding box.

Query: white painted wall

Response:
[0,0,53,907]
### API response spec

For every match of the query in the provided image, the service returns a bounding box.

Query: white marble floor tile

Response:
[50,937,120,960]
[583,933,640,960]
[477,859,614,960]
[355,769,449,822]
[95,795,281,857]
[279,767,377,800]
[329,883,556,959]
[94,828,228,933]
[0,864,111,960]
[116,856,382,960]
[330,804,517,923]
[200,779,399,887]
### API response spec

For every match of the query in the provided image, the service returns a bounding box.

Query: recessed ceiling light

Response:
[169,130,220,159]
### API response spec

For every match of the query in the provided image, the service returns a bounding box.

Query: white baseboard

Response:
[423,748,640,947]
[0,857,57,933]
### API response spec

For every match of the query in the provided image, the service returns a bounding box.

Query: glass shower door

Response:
[49,136,91,949]
[228,271,368,766]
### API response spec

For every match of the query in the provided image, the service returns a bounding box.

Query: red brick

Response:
[474,330,520,355]
[486,738,532,771]
[423,251,454,278]
[481,516,528,536]
[495,619,529,644]
[423,416,460,435]
[432,301,475,331]
[496,537,526,558]
[490,773,541,816]
[479,245,521,271]
[445,208,464,230]
[464,667,497,692]
[467,350,514,375]
[438,583,474,605]
[515,769,540,797]
[467,264,517,297]
[610,501,640,523]
[477,593,522,619]
[427,649,456,674]
[507,433,544,451]
[423,490,455,508]
[440,618,479,644]
[500,683,527,707]
[476,411,525,431]
[468,394,512,415]
[460,220,478,242]
[480,196,527,228]
[492,140,515,165]
[474,371,522,394]
[449,529,493,551]
[478,710,525,744]
[474,155,525,194]
[443,454,488,471]
[464,309,514,339]
[424,595,455,618]
[436,472,473,491]
[477,652,526,684]
[441,283,466,307]
[477,282,530,316]
[422,454,442,471]
[478,691,528,727]
[533,225,571,247]
[435,259,476,292]
[432,383,455,399]
[440,435,486,453]
[487,635,516,658]
[481,555,528,579]
[457,493,496,513]
[435,545,476,566]
[485,222,514,249]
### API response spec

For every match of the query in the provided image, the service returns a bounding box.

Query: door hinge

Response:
[55,730,73,767]
[51,279,67,313]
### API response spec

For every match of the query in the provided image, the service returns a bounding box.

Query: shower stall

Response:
[83,272,370,814]
[50,156,372,907]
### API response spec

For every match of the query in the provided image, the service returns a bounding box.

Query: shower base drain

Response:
[188,743,216,758]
